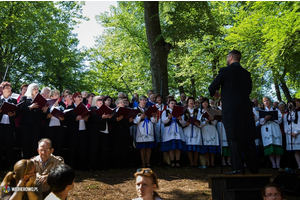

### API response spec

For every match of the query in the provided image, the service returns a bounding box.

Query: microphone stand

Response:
[220,120,223,174]
[286,106,295,175]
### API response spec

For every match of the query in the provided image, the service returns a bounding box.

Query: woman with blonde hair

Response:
[133,168,162,200]
[1,159,39,200]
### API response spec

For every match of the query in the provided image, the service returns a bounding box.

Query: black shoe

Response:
[226,170,245,175]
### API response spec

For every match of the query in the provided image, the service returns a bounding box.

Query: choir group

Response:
[1,81,300,171]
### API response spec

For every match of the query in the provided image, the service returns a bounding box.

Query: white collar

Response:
[1,95,12,101]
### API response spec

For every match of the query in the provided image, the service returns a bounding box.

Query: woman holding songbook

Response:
[181,97,202,167]
[133,95,157,168]
[161,98,185,167]
[153,95,167,143]
[283,101,300,169]
[19,83,48,159]
[197,97,220,167]
[259,96,283,169]
[104,95,115,108]
[88,96,111,170]
[65,92,89,170]
[216,99,231,166]
[0,82,17,169]
[44,89,65,156]
[111,98,134,168]
[17,83,28,103]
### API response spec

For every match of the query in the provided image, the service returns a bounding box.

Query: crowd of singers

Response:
[1,82,300,171]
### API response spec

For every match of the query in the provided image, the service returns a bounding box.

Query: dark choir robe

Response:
[18,96,46,159]
[0,97,17,168]
[65,104,88,170]
[88,106,109,170]
[110,109,134,168]
[43,106,67,157]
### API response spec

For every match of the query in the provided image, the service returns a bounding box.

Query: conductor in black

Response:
[208,50,259,175]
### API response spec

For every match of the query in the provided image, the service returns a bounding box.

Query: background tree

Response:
[0,1,93,93]
[225,1,300,102]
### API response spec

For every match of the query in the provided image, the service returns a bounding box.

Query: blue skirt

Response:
[202,145,221,154]
[161,139,183,151]
[184,145,204,154]
[136,142,157,149]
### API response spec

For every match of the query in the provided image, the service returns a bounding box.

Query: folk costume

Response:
[284,110,300,151]
[153,103,167,143]
[259,107,283,156]
[198,110,220,154]
[216,107,230,157]
[133,106,157,149]
[181,107,202,153]
[160,108,185,152]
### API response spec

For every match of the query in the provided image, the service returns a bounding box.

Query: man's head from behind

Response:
[37,138,54,163]
[47,164,75,194]
[227,50,241,66]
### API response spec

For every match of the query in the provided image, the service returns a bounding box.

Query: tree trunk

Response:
[280,80,292,102]
[279,68,291,102]
[191,77,196,99]
[144,1,172,101]
[274,80,281,102]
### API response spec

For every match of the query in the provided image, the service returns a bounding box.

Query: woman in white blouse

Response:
[284,101,300,169]
[259,97,283,169]
[161,99,185,167]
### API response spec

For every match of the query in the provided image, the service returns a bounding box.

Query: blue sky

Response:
[72,1,118,49]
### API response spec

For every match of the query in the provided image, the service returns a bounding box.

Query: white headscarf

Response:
[24,83,39,99]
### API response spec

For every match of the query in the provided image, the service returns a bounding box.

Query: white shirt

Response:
[0,95,11,124]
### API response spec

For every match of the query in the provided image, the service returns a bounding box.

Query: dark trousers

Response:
[89,130,101,170]
[69,130,88,170]
[112,133,131,168]
[21,123,41,159]
[0,124,14,169]
[98,132,111,170]
[228,138,259,173]
[45,126,65,157]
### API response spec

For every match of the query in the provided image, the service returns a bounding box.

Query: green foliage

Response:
[90,1,224,99]
[225,1,300,101]
[4,1,298,101]
[0,1,93,93]
[88,1,152,97]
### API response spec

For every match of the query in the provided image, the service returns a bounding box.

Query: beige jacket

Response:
[31,155,64,192]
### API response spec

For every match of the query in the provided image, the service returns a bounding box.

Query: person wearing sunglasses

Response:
[261,183,284,200]
[133,168,162,200]
[1,159,40,200]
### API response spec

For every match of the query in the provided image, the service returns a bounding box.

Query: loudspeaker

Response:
[273,174,300,196]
